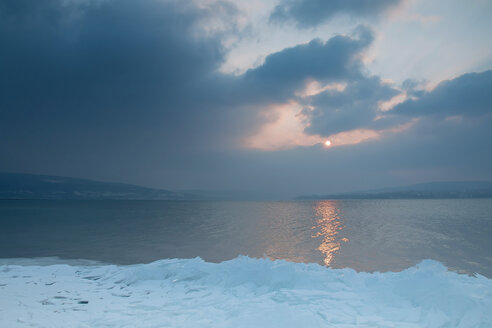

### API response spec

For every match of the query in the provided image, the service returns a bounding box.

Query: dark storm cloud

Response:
[303,76,400,136]
[0,0,225,126]
[0,0,243,185]
[3,0,490,197]
[0,0,379,188]
[0,0,257,162]
[270,0,402,28]
[0,0,374,149]
[393,70,492,118]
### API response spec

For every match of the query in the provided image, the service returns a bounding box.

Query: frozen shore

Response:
[1,257,491,327]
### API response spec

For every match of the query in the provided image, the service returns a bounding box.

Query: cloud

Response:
[301,69,492,144]
[231,26,380,150]
[0,0,247,153]
[0,0,250,186]
[0,0,380,185]
[303,76,400,136]
[0,1,375,146]
[393,70,492,118]
[1,0,491,196]
[270,0,402,28]
[0,0,225,121]
[235,25,373,103]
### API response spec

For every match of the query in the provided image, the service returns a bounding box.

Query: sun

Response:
[324,140,332,147]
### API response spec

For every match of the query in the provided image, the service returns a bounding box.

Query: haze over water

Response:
[2,199,491,278]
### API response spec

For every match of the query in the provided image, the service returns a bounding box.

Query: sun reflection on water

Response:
[312,200,348,266]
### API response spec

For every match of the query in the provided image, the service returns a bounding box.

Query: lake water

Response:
[1,199,491,277]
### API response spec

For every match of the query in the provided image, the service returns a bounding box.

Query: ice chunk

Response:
[0,257,490,327]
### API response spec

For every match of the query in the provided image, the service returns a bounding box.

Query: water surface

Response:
[1,199,491,277]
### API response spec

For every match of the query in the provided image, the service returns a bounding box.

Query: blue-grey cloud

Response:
[2,0,491,197]
[270,0,402,28]
[303,76,400,136]
[0,0,245,184]
[0,0,377,189]
[0,0,252,156]
[0,0,374,142]
[237,25,373,102]
[0,0,225,124]
[302,70,492,138]
[393,70,492,118]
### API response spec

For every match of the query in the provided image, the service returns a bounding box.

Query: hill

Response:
[297,181,492,200]
[0,173,191,200]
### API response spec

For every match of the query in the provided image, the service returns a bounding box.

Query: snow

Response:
[0,257,491,327]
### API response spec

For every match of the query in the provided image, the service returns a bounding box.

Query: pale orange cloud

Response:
[243,102,324,150]
[296,80,347,98]
[243,99,418,151]
[378,92,408,111]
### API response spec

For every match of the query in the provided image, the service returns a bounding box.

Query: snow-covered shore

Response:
[1,257,491,327]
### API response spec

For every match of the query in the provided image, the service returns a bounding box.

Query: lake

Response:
[1,199,491,277]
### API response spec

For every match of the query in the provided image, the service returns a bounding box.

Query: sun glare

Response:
[324,140,332,147]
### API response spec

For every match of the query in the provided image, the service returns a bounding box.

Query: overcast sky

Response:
[1,0,492,198]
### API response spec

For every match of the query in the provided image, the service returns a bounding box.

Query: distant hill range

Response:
[297,181,492,200]
[0,173,198,200]
[2,174,492,200]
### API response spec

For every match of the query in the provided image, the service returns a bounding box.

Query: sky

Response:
[1,0,492,199]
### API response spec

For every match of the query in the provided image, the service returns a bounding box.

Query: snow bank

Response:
[1,257,491,327]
